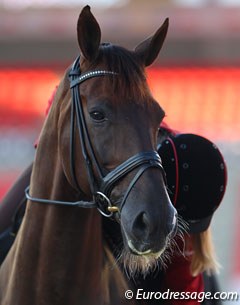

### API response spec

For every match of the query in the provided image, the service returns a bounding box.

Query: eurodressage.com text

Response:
[124,288,239,302]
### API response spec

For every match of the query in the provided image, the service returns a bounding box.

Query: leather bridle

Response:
[26,56,166,219]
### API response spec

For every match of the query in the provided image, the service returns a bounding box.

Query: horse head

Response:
[59,6,178,275]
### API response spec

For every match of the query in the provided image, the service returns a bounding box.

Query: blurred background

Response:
[0,0,239,299]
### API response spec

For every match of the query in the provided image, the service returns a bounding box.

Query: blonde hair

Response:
[190,228,220,276]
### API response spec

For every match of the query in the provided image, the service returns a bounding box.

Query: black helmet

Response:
[158,134,227,233]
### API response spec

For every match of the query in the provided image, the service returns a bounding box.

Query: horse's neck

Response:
[0,88,133,305]
[1,166,104,303]
[1,208,107,305]
[4,102,100,302]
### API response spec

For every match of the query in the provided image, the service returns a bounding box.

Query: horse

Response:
[0,6,178,305]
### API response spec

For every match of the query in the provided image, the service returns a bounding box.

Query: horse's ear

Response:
[134,18,169,67]
[77,5,101,62]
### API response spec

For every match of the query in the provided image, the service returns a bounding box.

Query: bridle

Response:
[26,56,166,219]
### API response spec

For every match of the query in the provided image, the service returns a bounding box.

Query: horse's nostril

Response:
[141,212,150,229]
[132,212,151,238]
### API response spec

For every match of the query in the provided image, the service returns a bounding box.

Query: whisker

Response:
[106,214,189,280]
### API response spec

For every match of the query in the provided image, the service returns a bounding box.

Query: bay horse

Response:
[0,6,178,305]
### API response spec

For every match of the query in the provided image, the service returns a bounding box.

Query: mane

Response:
[92,43,152,104]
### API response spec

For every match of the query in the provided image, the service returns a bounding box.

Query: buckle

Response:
[94,192,119,218]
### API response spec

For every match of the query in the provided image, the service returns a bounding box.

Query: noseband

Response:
[26,56,166,218]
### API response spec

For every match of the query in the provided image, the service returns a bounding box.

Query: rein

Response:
[25,56,166,219]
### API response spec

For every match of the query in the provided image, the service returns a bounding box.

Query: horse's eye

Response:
[90,111,105,122]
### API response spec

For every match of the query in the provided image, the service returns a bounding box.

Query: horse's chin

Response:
[120,239,171,279]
